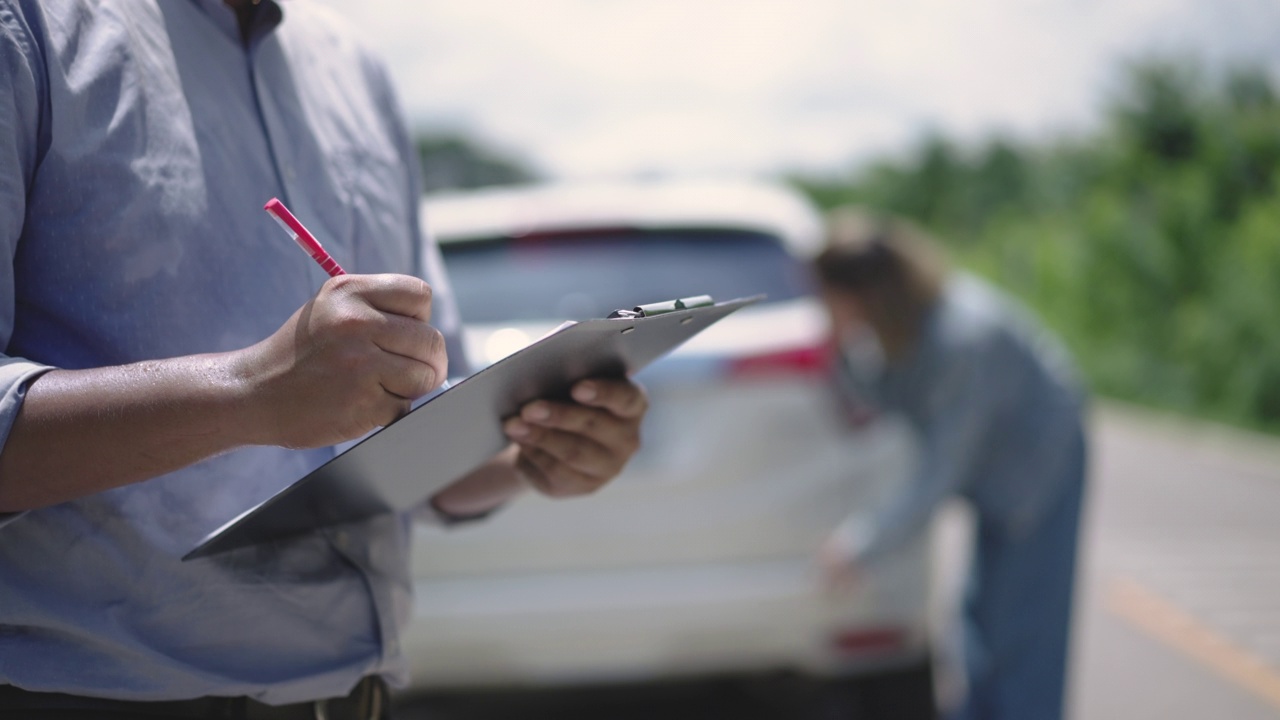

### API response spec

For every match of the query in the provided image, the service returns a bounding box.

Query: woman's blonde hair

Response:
[813,206,948,357]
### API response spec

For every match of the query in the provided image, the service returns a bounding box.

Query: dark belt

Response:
[0,675,389,720]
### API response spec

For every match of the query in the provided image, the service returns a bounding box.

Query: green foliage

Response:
[415,132,539,193]
[791,58,1280,432]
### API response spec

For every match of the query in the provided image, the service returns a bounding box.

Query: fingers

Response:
[323,274,448,395]
[505,379,648,447]
[567,379,649,419]
[503,391,643,472]
[375,352,440,400]
[514,445,607,498]
[506,424,622,482]
[817,538,860,594]
[371,314,448,384]
[505,399,638,455]
[502,379,648,497]
[823,563,859,595]
[821,563,857,595]
[326,273,433,322]
[369,392,413,429]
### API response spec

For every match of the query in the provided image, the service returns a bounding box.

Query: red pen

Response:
[264,197,346,277]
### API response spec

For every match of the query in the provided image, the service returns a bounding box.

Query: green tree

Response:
[789,57,1280,433]
[415,132,538,193]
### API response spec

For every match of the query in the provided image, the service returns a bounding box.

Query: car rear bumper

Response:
[403,556,930,691]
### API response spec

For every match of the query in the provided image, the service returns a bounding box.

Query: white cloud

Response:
[315,0,1280,179]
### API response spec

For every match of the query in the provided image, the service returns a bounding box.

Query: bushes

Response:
[793,58,1280,432]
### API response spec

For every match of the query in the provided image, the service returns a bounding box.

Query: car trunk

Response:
[410,301,917,578]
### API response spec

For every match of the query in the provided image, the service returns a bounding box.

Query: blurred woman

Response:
[814,208,1087,720]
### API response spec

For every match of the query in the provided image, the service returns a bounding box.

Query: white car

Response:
[402,179,935,716]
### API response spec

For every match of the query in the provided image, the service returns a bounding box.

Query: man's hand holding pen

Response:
[234,273,448,450]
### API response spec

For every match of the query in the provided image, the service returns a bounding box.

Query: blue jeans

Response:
[951,435,1087,720]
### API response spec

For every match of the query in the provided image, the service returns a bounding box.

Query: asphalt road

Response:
[1070,404,1280,720]
[397,404,1280,719]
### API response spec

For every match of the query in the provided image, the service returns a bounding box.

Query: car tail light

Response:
[727,342,834,379]
[829,626,909,656]
[510,226,637,244]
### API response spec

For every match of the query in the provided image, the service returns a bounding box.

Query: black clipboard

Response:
[183,295,761,560]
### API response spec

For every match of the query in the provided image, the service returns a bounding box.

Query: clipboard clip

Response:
[608,295,715,319]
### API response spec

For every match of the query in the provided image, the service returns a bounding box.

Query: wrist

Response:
[216,345,278,447]
[431,445,528,516]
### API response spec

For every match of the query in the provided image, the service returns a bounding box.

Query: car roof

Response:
[422,179,825,258]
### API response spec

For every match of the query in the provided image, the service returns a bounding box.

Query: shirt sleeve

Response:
[836,338,993,567]
[0,3,56,527]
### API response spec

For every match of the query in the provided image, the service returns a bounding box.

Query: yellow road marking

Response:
[1107,577,1280,711]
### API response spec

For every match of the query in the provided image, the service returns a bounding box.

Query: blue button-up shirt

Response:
[833,274,1086,564]
[0,0,465,704]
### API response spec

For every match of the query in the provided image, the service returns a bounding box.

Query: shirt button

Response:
[334,529,350,549]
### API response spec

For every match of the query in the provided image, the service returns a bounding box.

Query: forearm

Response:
[430,444,529,519]
[0,275,449,514]
[845,475,950,567]
[0,353,255,512]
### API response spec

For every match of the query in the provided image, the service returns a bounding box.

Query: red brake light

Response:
[727,343,834,379]
[510,226,637,244]
[830,626,909,656]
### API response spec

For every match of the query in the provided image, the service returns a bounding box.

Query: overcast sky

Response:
[315,0,1280,181]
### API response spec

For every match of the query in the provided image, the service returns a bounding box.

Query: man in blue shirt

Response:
[0,1,647,717]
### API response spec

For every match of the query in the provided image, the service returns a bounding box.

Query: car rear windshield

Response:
[439,227,814,323]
